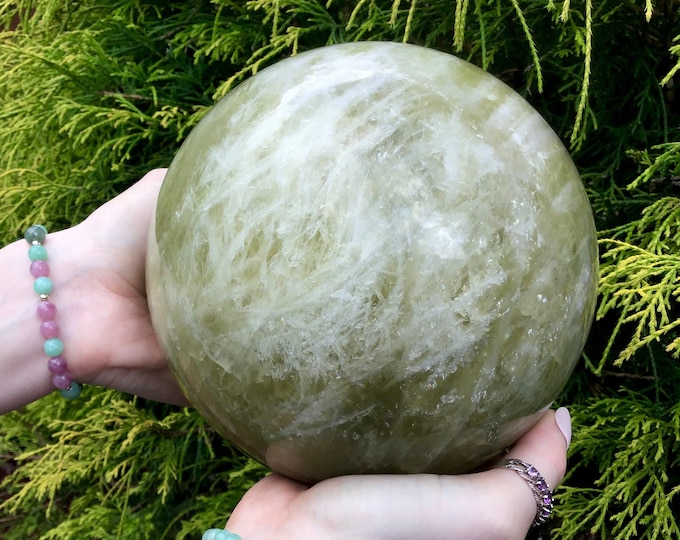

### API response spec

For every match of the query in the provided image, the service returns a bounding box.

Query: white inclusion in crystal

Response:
[425,379,438,390]
[440,393,460,405]
[471,389,487,404]
[428,225,464,261]
[280,67,373,107]
[551,182,580,212]
[486,423,500,443]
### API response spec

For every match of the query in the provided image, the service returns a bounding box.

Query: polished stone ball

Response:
[147,41,597,483]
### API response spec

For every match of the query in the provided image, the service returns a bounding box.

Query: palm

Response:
[223,408,569,540]
[61,169,187,405]
[227,470,524,540]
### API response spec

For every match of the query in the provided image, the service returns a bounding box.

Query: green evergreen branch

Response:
[660,32,680,87]
[627,143,680,192]
[597,238,680,368]
[452,0,470,51]
[509,0,543,92]
[472,0,488,68]
[1,390,265,539]
[556,393,680,539]
[346,0,373,30]
[2,1,680,538]
[402,0,417,43]
[568,0,593,149]
[605,197,680,255]
[389,0,402,26]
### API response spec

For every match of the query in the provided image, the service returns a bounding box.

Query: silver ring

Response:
[496,458,553,527]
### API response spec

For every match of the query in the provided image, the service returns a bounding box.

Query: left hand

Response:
[223,408,570,540]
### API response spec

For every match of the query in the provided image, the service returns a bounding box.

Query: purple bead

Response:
[30,260,50,278]
[527,466,539,477]
[40,320,60,339]
[52,372,73,390]
[37,301,57,321]
[48,356,68,374]
[537,479,548,491]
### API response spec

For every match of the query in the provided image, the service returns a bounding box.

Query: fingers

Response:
[225,408,571,540]
[483,407,571,533]
[356,408,570,538]
[74,168,168,296]
[504,407,571,491]
[85,168,167,243]
[225,474,309,538]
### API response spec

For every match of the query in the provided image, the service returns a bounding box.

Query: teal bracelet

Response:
[25,225,82,399]
[202,529,242,540]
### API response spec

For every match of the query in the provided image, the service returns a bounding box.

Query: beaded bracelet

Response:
[202,529,242,540]
[25,225,82,399]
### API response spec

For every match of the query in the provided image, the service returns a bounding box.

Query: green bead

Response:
[60,382,82,399]
[201,529,241,540]
[28,244,47,261]
[44,337,64,357]
[24,225,47,244]
[33,276,53,295]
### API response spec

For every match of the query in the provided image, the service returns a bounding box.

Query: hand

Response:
[0,169,188,412]
[223,408,571,540]
[60,168,188,405]
[2,170,571,540]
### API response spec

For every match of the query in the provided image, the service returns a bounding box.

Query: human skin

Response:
[0,169,570,539]
[0,169,187,412]
[225,408,570,540]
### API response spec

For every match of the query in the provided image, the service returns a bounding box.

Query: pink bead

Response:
[48,356,68,374]
[52,372,73,390]
[40,320,60,339]
[37,301,57,321]
[30,260,50,278]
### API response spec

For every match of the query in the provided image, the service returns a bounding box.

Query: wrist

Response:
[0,226,88,413]
[0,237,54,413]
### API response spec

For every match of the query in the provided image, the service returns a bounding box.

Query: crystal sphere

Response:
[147,41,597,483]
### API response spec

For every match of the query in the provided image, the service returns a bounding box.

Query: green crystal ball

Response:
[147,41,597,483]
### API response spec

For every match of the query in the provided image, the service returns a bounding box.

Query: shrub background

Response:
[1,1,679,538]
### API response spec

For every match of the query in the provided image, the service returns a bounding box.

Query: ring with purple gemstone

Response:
[496,458,554,527]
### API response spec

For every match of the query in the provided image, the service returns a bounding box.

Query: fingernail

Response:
[555,407,572,448]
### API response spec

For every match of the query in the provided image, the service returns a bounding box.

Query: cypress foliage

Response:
[1,1,679,538]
